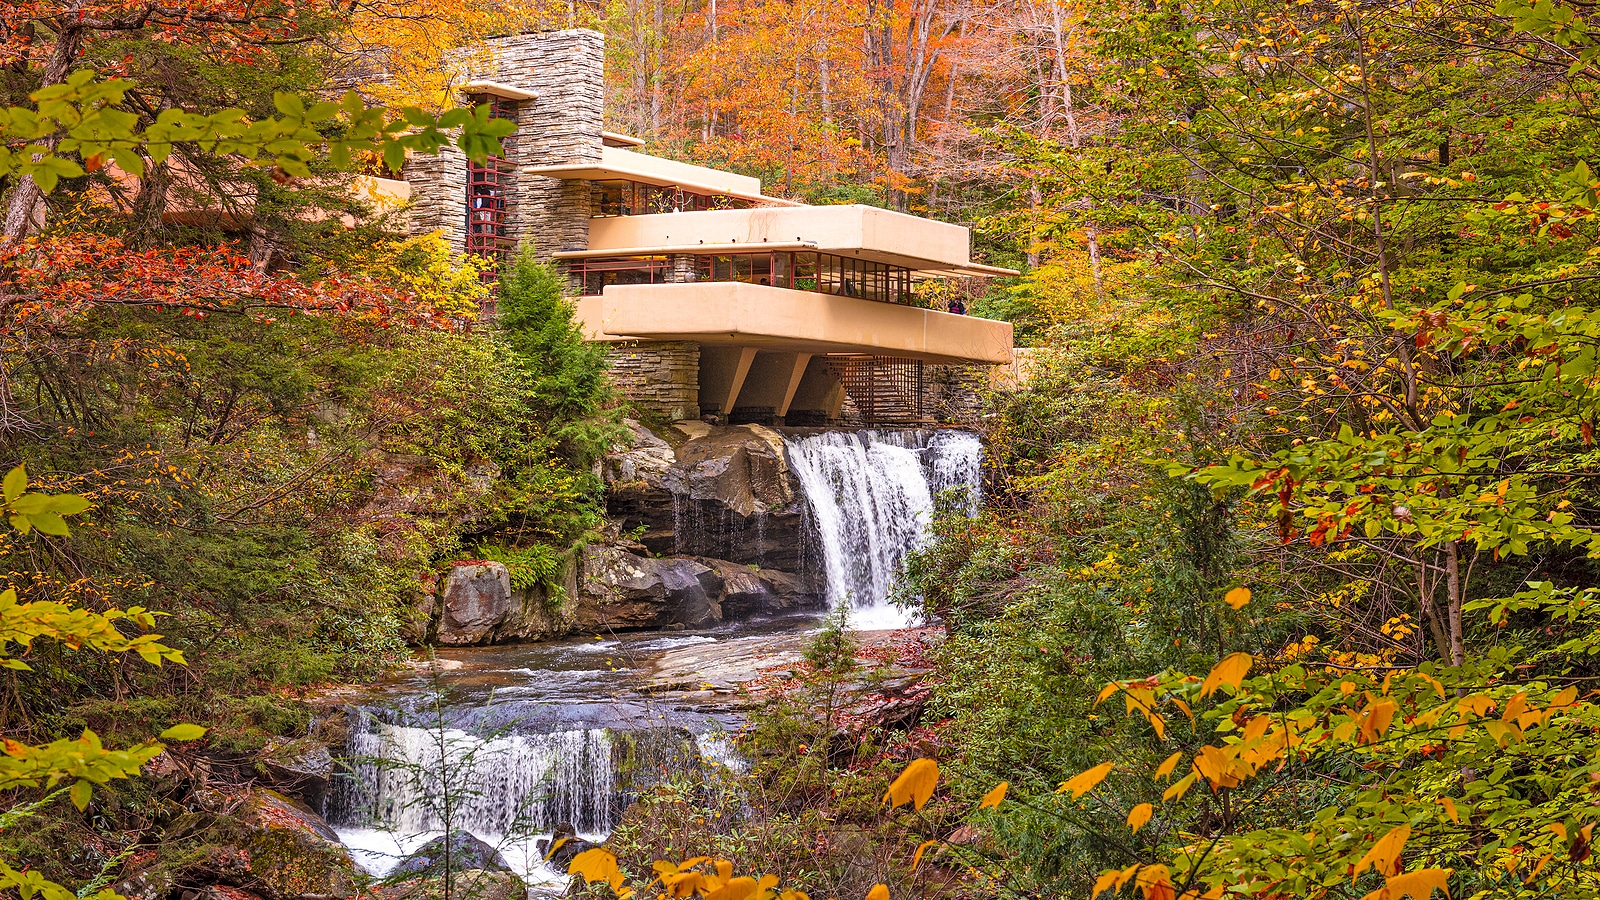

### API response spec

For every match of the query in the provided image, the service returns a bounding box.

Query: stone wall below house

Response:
[928,363,991,426]
[607,341,700,421]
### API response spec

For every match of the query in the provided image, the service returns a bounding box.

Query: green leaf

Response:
[26,512,70,536]
[46,494,91,516]
[69,779,92,810]
[159,724,207,742]
[3,465,26,502]
[10,494,48,514]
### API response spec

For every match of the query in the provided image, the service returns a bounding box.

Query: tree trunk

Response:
[4,22,84,241]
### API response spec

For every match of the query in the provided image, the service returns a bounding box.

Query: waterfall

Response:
[784,429,982,629]
[329,709,616,879]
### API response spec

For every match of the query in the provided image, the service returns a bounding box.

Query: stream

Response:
[324,428,982,886]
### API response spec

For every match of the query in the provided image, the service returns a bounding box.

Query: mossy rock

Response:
[237,789,358,899]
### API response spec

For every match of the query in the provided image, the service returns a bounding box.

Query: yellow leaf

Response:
[1092,870,1121,900]
[1550,686,1579,709]
[1154,752,1183,781]
[1127,803,1153,833]
[883,758,939,810]
[569,848,622,885]
[978,781,1008,809]
[1059,762,1114,799]
[1162,771,1197,802]
[709,876,758,900]
[911,839,937,870]
[1359,699,1398,743]
[1200,653,1253,698]
[866,885,889,900]
[1223,587,1251,609]
[1097,681,1121,705]
[1437,797,1458,824]
[1353,825,1411,883]
[1385,867,1453,900]
[544,837,570,860]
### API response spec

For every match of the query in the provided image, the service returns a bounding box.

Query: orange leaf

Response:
[1200,653,1253,698]
[883,758,939,810]
[1437,797,1459,824]
[1154,751,1183,781]
[1353,825,1411,883]
[1223,586,1251,609]
[978,781,1008,809]
[911,839,937,871]
[1092,870,1122,900]
[1059,762,1114,799]
[1127,803,1153,833]
[1162,771,1197,802]
[866,885,889,900]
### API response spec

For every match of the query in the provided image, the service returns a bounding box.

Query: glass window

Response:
[794,253,817,291]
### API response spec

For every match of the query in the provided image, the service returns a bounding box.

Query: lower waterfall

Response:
[329,709,617,881]
[785,429,982,629]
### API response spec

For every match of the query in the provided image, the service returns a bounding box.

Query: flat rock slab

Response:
[644,628,903,698]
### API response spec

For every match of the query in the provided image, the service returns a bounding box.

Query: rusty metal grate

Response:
[824,355,928,424]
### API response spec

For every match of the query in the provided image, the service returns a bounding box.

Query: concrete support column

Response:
[778,353,813,418]
[699,346,759,416]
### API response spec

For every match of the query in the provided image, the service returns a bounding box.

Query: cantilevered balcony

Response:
[575,282,1013,366]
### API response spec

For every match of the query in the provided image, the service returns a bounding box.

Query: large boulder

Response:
[604,423,810,572]
[578,546,725,629]
[236,789,358,899]
[428,556,580,647]
[258,737,334,812]
[390,830,511,877]
[696,559,822,618]
[436,562,513,645]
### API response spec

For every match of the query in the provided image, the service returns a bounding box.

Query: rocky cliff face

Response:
[605,421,810,572]
[425,422,824,646]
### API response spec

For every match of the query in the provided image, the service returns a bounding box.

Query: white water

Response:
[331,713,615,879]
[784,429,982,629]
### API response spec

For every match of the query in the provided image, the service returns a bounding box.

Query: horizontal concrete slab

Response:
[575,282,1013,365]
[585,205,1016,275]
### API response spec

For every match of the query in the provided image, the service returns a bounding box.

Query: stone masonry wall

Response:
[928,363,991,426]
[609,342,700,421]
[483,29,604,257]
[403,144,468,249]
[403,29,604,258]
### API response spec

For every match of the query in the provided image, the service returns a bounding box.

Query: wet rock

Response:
[237,788,357,899]
[378,871,523,900]
[604,424,810,572]
[696,559,822,618]
[437,562,513,645]
[578,546,724,629]
[258,738,333,812]
[537,823,599,871]
[391,830,511,877]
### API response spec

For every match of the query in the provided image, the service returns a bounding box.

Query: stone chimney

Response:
[404,29,605,259]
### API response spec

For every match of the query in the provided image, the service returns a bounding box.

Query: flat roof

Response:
[601,130,646,147]
[460,80,538,101]
[525,145,802,206]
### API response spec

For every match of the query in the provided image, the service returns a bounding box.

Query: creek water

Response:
[327,428,982,886]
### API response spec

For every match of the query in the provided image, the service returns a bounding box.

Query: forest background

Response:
[2,0,1600,899]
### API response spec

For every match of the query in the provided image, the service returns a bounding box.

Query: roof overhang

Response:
[553,242,818,259]
[602,130,646,147]
[576,281,1014,365]
[525,146,801,206]
[460,80,538,101]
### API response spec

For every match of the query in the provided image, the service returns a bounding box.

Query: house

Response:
[403,29,1016,425]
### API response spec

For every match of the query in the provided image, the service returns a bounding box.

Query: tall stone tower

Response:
[404,29,605,261]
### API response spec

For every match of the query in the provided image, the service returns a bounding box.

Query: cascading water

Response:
[329,708,617,880]
[785,429,982,629]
